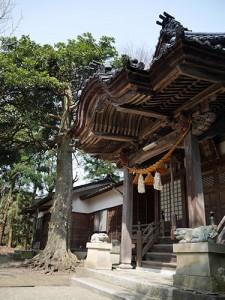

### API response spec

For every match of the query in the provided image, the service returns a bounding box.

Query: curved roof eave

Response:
[68,67,151,138]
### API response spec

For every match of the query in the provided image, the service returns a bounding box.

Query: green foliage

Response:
[79,152,122,182]
[0,32,119,248]
[0,34,118,169]
[7,191,35,248]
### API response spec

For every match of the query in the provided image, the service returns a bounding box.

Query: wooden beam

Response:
[152,66,181,92]
[129,142,173,165]
[129,131,180,165]
[116,105,169,120]
[138,120,166,140]
[178,64,225,82]
[91,131,137,142]
[174,82,225,117]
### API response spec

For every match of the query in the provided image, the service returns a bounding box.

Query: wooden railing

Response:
[209,212,225,244]
[216,215,225,244]
[132,221,161,267]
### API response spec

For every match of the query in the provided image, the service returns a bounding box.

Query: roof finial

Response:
[156,12,175,29]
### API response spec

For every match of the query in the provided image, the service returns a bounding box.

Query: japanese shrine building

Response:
[68,12,225,267]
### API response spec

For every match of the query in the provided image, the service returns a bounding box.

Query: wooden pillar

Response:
[136,227,142,268]
[119,168,133,269]
[184,130,206,228]
[154,189,160,221]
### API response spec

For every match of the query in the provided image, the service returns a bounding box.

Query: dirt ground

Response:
[0,252,110,300]
[0,246,15,255]
[0,248,74,287]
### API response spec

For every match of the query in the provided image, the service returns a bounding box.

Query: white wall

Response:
[72,186,123,213]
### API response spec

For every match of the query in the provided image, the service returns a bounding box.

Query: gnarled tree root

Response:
[22,249,80,274]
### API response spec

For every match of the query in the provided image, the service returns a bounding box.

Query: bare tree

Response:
[120,42,153,69]
[0,0,21,35]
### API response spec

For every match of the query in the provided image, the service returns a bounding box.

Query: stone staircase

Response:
[141,237,178,270]
[71,266,175,300]
[71,266,223,300]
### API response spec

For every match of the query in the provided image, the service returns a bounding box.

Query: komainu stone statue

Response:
[90,233,110,243]
[174,225,218,243]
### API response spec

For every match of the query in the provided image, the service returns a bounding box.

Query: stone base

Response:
[173,242,225,292]
[117,263,133,269]
[85,242,112,270]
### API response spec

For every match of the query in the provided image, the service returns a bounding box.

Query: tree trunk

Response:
[25,87,78,272]
[0,186,13,245]
[7,226,13,248]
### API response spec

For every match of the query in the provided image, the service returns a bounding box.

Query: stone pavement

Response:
[0,286,112,300]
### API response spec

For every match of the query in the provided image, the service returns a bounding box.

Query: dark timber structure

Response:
[69,12,225,268]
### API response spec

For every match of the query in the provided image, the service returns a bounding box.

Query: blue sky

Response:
[13,0,225,54]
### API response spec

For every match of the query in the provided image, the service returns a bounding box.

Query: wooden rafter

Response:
[90,131,138,142]
[174,82,225,117]
[138,120,167,140]
[116,105,169,120]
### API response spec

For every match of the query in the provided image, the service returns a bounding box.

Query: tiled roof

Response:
[80,181,123,200]
[68,12,225,165]
[153,12,225,62]
[24,177,119,213]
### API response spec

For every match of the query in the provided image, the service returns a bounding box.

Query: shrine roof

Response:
[68,12,225,166]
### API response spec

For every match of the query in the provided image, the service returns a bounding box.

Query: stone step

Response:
[144,252,177,263]
[157,237,178,244]
[72,277,158,300]
[141,260,177,271]
[71,267,225,299]
[72,267,175,299]
[150,243,174,253]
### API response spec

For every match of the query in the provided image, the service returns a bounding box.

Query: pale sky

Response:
[12,0,225,55]
[10,0,225,186]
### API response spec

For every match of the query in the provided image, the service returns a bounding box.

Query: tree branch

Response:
[48,113,62,121]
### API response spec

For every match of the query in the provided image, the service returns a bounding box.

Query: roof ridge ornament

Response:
[122,54,145,70]
[156,12,189,38]
[152,12,190,62]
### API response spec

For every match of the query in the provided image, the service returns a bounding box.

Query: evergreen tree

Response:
[0,34,118,271]
[79,152,122,182]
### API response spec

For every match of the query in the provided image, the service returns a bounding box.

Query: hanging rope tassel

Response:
[133,173,139,185]
[144,172,154,186]
[138,174,145,193]
[153,172,162,191]
[156,163,168,174]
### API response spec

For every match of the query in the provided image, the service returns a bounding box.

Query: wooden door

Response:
[133,186,155,225]
[160,178,184,234]
[202,161,225,224]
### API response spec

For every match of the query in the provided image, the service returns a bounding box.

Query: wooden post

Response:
[154,189,160,222]
[136,222,142,268]
[160,211,165,237]
[170,156,177,239]
[119,168,133,269]
[209,211,216,226]
[184,130,206,227]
